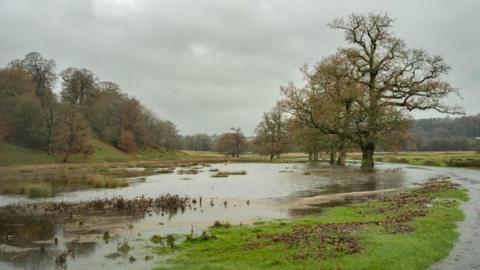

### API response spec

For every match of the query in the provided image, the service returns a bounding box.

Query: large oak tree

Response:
[329,13,460,169]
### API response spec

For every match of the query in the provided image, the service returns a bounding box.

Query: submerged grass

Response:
[154,180,467,270]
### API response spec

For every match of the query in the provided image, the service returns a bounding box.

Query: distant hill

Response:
[408,114,480,151]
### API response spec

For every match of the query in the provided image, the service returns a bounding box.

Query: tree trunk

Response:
[361,142,375,170]
[363,80,379,171]
[336,139,346,166]
[39,93,57,155]
[270,153,274,160]
[329,151,336,165]
[308,152,313,161]
[313,151,319,161]
[63,151,70,163]
[336,150,346,166]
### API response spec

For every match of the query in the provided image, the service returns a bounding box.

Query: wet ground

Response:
[0,162,477,270]
[427,166,480,270]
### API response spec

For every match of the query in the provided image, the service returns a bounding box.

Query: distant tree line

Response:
[406,115,480,151]
[0,52,180,161]
[180,133,214,151]
[180,129,248,158]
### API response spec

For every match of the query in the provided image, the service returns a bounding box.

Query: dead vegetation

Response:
[211,170,247,178]
[1,193,195,221]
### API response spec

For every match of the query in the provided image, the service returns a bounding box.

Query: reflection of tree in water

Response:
[0,216,55,247]
[319,168,407,195]
[287,164,407,200]
[287,168,407,217]
[0,215,99,270]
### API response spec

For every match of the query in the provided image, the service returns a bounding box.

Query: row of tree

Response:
[181,130,248,157]
[253,13,460,169]
[407,114,480,151]
[0,52,180,161]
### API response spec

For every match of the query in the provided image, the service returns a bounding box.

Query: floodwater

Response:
[0,162,477,270]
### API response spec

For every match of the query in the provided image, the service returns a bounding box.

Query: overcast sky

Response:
[0,0,479,135]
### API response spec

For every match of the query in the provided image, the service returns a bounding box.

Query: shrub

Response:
[87,175,129,188]
[156,168,174,174]
[117,240,132,254]
[150,235,164,245]
[211,221,231,229]
[117,130,138,153]
[211,170,246,178]
[25,183,53,198]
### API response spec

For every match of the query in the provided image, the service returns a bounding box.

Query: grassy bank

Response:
[0,143,59,166]
[0,141,222,166]
[350,151,480,168]
[154,180,467,270]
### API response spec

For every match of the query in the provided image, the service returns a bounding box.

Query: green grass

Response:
[0,141,218,166]
[71,140,132,162]
[154,181,467,270]
[0,140,132,166]
[349,151,480,168]
[0,143,59,166]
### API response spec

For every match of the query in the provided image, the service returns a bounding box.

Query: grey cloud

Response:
[1,0,479,135]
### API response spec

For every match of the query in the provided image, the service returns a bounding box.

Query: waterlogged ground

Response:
[0,162,478,270]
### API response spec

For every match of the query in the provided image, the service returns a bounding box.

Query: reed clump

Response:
[211,170,247,178]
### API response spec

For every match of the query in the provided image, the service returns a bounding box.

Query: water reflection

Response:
[0,215,99,270]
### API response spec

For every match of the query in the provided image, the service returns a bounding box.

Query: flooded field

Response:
[0,162,474,270]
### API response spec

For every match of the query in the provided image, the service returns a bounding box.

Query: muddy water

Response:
[0,162,470,270]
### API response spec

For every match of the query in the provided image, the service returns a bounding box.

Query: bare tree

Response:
[9,52,56,98]
[328,13,461,169]
[253,104,290,159]
[215,130,246,157]
[60,68,98,105]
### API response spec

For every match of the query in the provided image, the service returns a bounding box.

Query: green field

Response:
[153,180,467,270]
[0,143,59,166]
[2,140,480,170]
[353,151,480,168]
[0,141,218,166]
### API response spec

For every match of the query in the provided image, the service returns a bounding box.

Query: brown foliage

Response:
[215,131,247,157]
[253,104,290,159]
[117,130,138,153]
[53,105,92,162]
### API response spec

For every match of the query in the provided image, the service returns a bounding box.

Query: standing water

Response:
[0,162,474,270]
